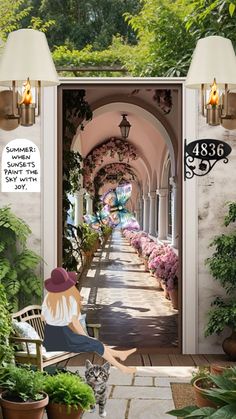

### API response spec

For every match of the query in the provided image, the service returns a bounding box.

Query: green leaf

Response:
[167,406,198,417]
[209,404,236,418]
[187,407,216,417]
[229,3,236,17]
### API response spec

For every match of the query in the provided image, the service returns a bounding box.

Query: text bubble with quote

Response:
[1,138,40,192]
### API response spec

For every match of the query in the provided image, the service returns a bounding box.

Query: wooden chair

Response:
[11,305,101,371]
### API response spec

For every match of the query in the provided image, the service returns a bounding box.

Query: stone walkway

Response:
[42,366,194,419]
[80,230,178,349]
[76,366,194,419]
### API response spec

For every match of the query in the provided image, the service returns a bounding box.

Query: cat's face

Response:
[85,360,110,385]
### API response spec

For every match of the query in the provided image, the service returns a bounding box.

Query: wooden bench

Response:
[11,305,101,371]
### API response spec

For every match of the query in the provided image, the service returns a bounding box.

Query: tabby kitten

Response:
[85,360,110,417]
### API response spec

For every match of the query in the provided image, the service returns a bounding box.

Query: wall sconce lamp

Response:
[0,29,59,130]
[185,36,236,129]
[119,114,131,139]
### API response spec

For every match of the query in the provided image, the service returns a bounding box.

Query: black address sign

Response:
[184,139,232,180]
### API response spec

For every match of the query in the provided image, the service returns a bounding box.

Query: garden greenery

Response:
[42,372,95,412]
[0,206,42,310]
[0,284,13,366]
[205,202,236,337]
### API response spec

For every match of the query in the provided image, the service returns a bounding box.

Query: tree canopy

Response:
[1,0,236,76]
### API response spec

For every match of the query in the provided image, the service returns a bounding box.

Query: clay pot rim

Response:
[193,377,215,390]
[0,391,49,409]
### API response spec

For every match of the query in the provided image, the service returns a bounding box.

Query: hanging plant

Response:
[62,90,93,270]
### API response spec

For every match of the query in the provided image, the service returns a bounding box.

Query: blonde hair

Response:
[45,286,82,319]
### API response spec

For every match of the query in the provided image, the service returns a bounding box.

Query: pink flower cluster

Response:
[83,138,139,194]
[123,228,178,290]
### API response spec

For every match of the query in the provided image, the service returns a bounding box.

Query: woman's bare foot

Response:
[118,348,137,361]
[120,366,137,374]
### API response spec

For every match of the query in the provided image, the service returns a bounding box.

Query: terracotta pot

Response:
[160,279,170,299]
[193,378,217,408]
[46,402,83,419]
[222,331,236,360]
[143,258,149,272]
[210,364,232,375]
[154,275,162,289]
[0,392,48,419]
[169,288,178,309]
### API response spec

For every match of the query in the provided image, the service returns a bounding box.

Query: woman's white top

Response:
[42,295,80,326]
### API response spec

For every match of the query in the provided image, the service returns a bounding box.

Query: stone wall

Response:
[197,115,236,353]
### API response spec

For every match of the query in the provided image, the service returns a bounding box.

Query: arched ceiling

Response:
[71,96,179,198]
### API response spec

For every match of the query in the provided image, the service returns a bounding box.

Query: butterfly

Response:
[83,205,110,232]
[102,184,140,229]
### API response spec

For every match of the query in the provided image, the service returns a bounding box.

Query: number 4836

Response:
[192,142,224,158]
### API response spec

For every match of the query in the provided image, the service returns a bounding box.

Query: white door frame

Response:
[42,77,199,353]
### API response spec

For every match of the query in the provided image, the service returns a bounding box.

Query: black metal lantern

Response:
[119,114,131,139]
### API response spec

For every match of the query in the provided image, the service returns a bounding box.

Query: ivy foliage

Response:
[0,284,13,366]
[62,90,93,270]
[206,202,236,294]
[205,202,236,337]
[0,206,42,310]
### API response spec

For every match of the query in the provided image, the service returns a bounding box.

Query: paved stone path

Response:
[81,230,178,349]
[42,367,195,419]
[76,366,194,419]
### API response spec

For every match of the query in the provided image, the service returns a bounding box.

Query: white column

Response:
[143,194,149,232]
[85,193,93,214]
[74,189,85,225]
[157,188,168,240]
[170,177,178,248]
[148,191,156,236]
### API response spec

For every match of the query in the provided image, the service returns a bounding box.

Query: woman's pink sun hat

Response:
[44,267,77,293]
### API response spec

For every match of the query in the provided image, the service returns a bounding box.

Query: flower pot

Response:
[222,330,236,360]
[0,392,48,419]
[193,378,217,408]
[210,364,232,375]
[160,279,170,299]
[169,288,178,310]
[143,259,149,272]
[46,402,83,419]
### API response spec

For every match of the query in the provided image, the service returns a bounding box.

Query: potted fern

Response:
[0,284,13,366]
[0,365,48,419]
[43,372,95,419]
[205,202,236,358]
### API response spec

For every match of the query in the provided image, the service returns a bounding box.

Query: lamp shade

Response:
[0,29,59,87]
[185,36,236,89]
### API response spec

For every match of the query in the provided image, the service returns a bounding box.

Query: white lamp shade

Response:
[185,36,236,89]
[0,29,59,87]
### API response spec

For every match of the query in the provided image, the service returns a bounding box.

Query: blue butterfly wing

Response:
[102,189,118,207]
[116,183,132,207]
[83,214,101,231]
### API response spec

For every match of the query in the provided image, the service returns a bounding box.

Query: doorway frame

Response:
[42,77,198,354]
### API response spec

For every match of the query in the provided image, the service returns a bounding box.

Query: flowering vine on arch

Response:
[94,163,138,194]
[83,137,139,195]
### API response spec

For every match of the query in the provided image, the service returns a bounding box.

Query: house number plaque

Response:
[184,139,232,180]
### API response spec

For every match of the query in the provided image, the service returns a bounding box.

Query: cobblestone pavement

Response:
[81,230,178,349]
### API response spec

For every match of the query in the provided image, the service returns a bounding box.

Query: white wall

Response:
[197,115,236,353]
[0,118,43,276]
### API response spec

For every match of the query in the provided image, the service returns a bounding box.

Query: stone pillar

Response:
[74,189,85,226]
[148,191,156,236]
[170,177,178,248]
[85,193,93,215]
[157,188,168,240]
[143,194,149,233]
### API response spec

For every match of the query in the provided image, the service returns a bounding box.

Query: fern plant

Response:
[0,206,42,310]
